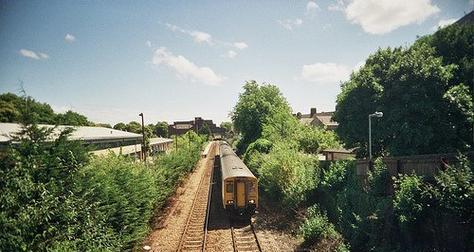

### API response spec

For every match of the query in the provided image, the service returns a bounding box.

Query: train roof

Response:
[219,141,256,180]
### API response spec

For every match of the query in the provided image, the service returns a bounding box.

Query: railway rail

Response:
[230,220,262,252]
[177,143,215,252]
[177,141,262,251]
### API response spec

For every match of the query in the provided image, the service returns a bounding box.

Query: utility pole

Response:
[369,111,383,160]
[139,113,146,163]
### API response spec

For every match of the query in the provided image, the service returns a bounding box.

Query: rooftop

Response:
[0,123,142,143]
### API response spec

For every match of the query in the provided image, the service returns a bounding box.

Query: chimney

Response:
[310,108,317,117]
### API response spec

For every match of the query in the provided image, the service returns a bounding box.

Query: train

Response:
[217,141,258,219]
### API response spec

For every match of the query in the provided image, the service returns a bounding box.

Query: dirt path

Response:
[142,145,214,251]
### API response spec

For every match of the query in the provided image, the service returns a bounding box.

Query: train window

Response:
[248,182,255,192]
[226,183,233,193]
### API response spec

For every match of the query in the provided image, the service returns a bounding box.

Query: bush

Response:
[300,205,349,251]
[258,143,318,208]
[75,155,159,250]
[0,123,204,251]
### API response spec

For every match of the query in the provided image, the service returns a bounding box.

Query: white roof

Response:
[0,123,142,143]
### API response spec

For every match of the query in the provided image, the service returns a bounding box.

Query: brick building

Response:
[168,117,225,136]
[295,107,338,130]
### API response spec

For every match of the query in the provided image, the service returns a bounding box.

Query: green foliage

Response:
[300,205,338,242]
[231,80,292,154]
[0,124,92,251]
[55,110,92,126]
[335,23,474,157]
[0,93,93,126]
[258,143,318,208]
[220,121,233,138]
[320,161,349,190]
[126,121,142,133]
[300,205,349,251]
[154,121,169,137]
[113,122,127,131]
[0,112,203,250]
[392,156,473,251]
[393,174,427,225]
[298,125,340,154]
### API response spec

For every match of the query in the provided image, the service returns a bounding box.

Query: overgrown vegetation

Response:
[0,98,204,251]
[334,23,473,157]
[315,157,473,251]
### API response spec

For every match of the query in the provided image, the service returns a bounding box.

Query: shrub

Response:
[300,205,349,251]
[258,143,318,208]
[0,123,204,251]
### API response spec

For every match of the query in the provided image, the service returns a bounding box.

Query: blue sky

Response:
[0,0,472,125]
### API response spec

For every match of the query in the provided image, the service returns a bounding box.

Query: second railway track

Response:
[177,143,215,252]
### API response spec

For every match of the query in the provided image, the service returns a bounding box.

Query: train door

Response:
[236,180,246,207]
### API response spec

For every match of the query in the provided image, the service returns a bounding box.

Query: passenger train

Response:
[217,141,258,218]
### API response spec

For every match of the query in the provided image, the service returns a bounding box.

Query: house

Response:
[168,117,225,136]
[295,108,338,130]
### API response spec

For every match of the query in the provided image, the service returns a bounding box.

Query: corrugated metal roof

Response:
[219,142,256,180]
[0,122,142,143]
[91,137,173,156]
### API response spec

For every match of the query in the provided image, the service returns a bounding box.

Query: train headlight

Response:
[248,199,255,204]
[227,200,234,204]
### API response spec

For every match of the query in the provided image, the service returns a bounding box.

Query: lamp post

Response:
[139,113,146,163]
[369,111,383,160]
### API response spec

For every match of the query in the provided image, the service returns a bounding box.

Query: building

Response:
[0,123,173,158]
[320,148,355,161]
[168,117,225,136]
[295,108,338,130]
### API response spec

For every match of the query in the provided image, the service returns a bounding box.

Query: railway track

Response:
[177,143,215,252]
[230,220,262,252]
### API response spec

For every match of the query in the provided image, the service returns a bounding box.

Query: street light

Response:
[369,111,383,160]
[139,113,146,163]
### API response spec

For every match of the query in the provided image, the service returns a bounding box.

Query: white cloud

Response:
[278,18,303,30]
[301,62,352,83]
[152,47,225,86]
[38,52,49,59]
[225,50,237,59]
[345,0,440,35]
[328,0,346,11]
[434,18,457,30]
[306,1,320,12]
[19,49,40,59]
[65,33,76,42]
[306,1,320,15]
[19,49,49,60]
[166,23,213,45]
[146,40,152,47]
[190,31,213,45]
[234,42,248,50]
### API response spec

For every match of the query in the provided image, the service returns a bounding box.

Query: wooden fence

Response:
[356,151,474,178]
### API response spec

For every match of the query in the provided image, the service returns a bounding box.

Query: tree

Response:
[113,122,127,131]
[231,80,293,154]
[0,93,93,126]
[95,123,112,128]
[220,121,233,138]
[126,121,141,134]
[154,121,169,137]
[334,28,473,156]
[55,110,92,126]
